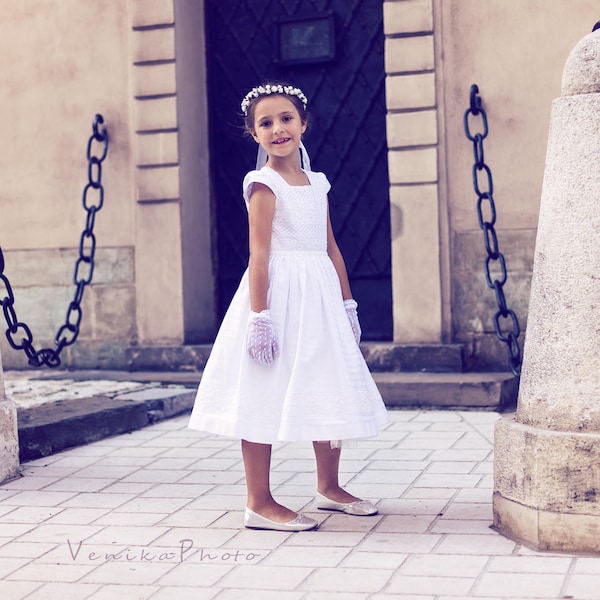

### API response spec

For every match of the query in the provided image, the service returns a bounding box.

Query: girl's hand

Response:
[247,309,280,365]
[344,299,361,345]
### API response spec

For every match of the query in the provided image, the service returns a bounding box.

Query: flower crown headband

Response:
[241,84,308,116]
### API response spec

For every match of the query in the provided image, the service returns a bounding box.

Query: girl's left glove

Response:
[247,309,280,365]
[344,299,361,345]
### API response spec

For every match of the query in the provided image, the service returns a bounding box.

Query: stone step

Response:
[17,387,196,461]
[12,368,517,460]
[9,358,518,461]
[125,342,467,373]
[373,371,519,412]
[78,369,518,411]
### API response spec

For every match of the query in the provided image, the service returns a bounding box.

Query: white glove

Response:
[344,299,361,345]
[247,309,280,365]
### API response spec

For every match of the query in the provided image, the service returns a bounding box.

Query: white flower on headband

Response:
[241,85,308,116]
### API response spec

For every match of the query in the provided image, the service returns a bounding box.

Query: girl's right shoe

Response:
[244,507,318,531]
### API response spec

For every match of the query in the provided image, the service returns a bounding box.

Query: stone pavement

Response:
[2,377,600,599]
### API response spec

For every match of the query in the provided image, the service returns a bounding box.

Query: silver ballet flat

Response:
[315,491,378,516]
[244,507,318,531]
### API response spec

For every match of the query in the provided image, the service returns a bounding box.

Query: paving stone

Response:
[0,371,599,598]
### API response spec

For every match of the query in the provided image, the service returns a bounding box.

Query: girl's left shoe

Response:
[244,507,318,531]
[315,491,378,516]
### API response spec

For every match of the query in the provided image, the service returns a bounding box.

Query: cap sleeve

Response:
[243,168,278,207]
[307,171,331,195]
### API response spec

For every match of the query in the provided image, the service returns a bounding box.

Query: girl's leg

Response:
[312,441,362,503]
[241,439,297,522]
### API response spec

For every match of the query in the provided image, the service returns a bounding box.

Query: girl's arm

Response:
[326,203,353,301]
[248,183,276,312]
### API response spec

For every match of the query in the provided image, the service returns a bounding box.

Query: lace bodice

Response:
[243,166,331,253]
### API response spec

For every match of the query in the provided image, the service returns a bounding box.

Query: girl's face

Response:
[250,95,307,164]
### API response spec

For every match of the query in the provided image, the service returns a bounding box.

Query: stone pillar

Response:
[493,28,600,552]
[0,348,20,483]
[384,0,444,344]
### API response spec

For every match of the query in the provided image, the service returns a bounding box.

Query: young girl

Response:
[188,83,389,531]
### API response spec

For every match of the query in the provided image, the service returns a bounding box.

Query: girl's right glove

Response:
[344,299,361,345]
[247,309,280,365]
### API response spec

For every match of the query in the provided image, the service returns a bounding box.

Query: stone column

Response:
[0,348,20,483]
[384,0,444,344]
[493,28,600,552]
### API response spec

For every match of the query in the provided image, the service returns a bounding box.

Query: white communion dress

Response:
[188,166,389,444]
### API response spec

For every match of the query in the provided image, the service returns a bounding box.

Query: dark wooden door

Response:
[205,0,392,339]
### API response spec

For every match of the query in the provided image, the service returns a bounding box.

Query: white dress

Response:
[188,166,389,444]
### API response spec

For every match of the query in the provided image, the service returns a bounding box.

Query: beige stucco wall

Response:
[0,1,135,253]
[440,0,596,369]
[384,0,597,368]
[1,0,596,371]
[0,0,215,369]
[0,0,137,368]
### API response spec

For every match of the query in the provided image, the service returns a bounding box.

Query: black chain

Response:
[0,114,108,368]
[463,86,521,377]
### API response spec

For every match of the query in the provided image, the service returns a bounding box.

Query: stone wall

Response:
[0,0,216,369]
[1,1,597,370]
[130,0,184,346]
[439,0,596,369]
[384,0,442,344]
[383,0,598,368]
[122,0,215,348]
[0,249,135,369]
[0,0,137,368]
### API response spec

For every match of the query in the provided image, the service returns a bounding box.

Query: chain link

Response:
[0,114,108,367]
[463,85,522,377]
